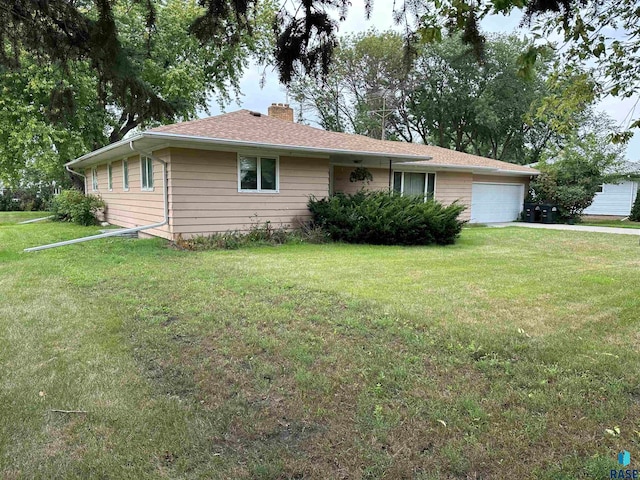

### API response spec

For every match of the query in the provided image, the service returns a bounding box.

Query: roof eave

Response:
[65,134,146,168]
[65,131,539,176]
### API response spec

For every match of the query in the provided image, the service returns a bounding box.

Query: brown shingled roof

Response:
[150,110,538,175]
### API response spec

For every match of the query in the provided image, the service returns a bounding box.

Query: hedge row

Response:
[308,191,466,246]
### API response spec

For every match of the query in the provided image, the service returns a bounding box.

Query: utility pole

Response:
[368,90,393,141]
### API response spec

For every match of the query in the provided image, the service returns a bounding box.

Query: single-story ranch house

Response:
[65,104,539,240]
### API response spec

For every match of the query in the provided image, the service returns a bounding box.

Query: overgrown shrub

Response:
[630,188,640,222]
[51,189,105,226]
[175,220,330,250]
[308,191,466,246]
[0,188,49,211]
[0,192,20,211]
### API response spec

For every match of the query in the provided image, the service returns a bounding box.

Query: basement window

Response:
[238,155,279,192]
[393,172,436,200]
[141,156,154,191]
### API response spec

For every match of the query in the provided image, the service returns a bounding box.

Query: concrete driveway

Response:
[489,222,640,236]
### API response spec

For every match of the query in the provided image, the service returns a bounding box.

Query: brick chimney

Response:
[267,103,294,122]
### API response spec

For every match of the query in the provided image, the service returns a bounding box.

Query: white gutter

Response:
[24,141,169,252]
[65,164,86,180]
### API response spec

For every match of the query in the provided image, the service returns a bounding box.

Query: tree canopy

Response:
[1,0,637,188]
[290,31,603,165]
[0,0,274,187]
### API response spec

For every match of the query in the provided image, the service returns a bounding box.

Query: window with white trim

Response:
[595,184,604,193]
[238,155,278,192]
[393,172,435,200]
[91,167,98,191]
[123,159,129,191]
[141,156,154,191]
[107,163,113,191]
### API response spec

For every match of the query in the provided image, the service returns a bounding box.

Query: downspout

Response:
[129,141,170,231]
[66,164,87,192]
[24,143,169,252]
[388,158,393,191]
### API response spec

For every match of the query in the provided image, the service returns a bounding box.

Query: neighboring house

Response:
[65,104,539,239]
[583,161,640,217]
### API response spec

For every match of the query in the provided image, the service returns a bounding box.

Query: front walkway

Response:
[489,222,640,236]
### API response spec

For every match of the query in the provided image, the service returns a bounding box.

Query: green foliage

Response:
[289,30,410,140]
[0,58,108,188]
[0,187,49,212]
[175,221,329,250]
[0,0,275,189]
[630,189,640,222]
[50,190,105,226]
[349,167,373,184]
[0,193,19,212]
[529,127,625,221]
[411,0,640,135]
[308,191,466,246]
[291,31,595,166]
[410,34,554,164]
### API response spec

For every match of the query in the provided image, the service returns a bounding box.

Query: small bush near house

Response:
[308,191,466,245]
[50,189,105,226]
[175,221,330,250]
[631,188,640,222]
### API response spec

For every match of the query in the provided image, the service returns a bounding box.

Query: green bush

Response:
[0,192,20,211]
[0,188,48,211]
[51,189,105,226]
[308,191,466,246]
[630,188,640,222]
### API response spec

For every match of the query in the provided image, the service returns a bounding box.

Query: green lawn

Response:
[1,217,640,479]
[580,219,640,229]
[0,211,51,225]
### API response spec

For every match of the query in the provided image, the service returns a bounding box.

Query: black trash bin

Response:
[540,204,558,224]
[534,205,542,222]
[523,202,536,223]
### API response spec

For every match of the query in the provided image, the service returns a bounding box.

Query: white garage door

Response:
[471,183,524,223]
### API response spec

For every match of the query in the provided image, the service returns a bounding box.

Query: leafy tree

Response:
[0,58,108,187]
[409,34,556,163]
[291,32,587,165]
[0,0,274,188]
[528,117,626,221]
[289,30,411,141]
[0,0,344,112]
[3,0,639,132]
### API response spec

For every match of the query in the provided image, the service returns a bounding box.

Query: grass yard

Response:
[580,219,640,229]
[1,216,640,479]
[0,211,51,225]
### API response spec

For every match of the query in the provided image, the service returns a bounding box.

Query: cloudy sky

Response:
[206,1,640,161]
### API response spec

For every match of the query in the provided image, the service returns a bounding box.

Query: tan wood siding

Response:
[84,149,170,240]
[170,148,329,237]
[434,172,473,221]
[333,166,390,194]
